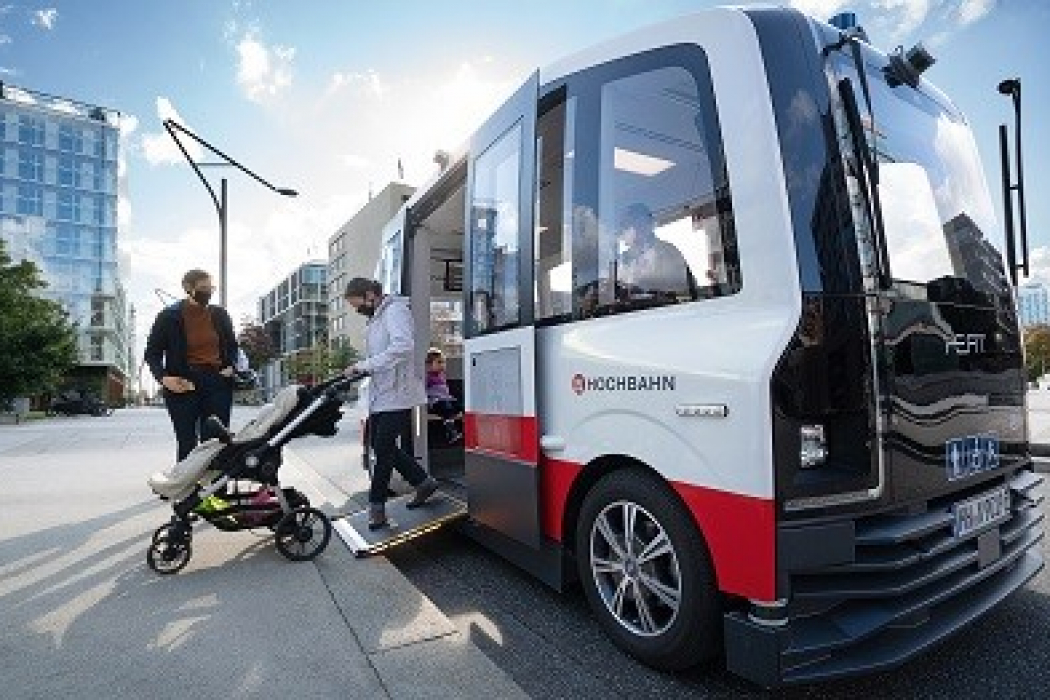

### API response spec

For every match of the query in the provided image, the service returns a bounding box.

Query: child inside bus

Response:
[425,348,462,443]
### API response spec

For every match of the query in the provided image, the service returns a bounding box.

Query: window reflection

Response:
[834,50,1006,296]
[469,123,522,333]
[572,52,739,319]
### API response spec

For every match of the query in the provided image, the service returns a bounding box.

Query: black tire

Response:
[147,536,192,574]
[575,469,720,670]
[274,507,332,561]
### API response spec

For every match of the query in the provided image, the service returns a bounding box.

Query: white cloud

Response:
[33,8,57,30]
[792,0,992,41]
[1024,247,1050,287]
[0,35,11,45]
[957,0,995,25]
[327,69,387,99]
[789,0,852,19]
[872,0,932,40]
[340,154,370,170]
[117,114,138,229]
[236,34,295,102]
[140,97,205,166]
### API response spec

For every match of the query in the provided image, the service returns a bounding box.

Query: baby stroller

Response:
[145,374,363,574]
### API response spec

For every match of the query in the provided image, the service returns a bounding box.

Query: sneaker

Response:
[406,477,439,509]
[368,503,388,530]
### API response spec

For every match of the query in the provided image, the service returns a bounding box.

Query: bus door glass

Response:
[463,71,543,548]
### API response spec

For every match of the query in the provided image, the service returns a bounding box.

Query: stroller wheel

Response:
[151,520,192,544]
[274,507,331,562]
[147,535,192,574]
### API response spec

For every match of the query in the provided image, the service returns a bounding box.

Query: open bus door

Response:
[333,210,471,557]
[334,73,540,556]
[462,71,542,549]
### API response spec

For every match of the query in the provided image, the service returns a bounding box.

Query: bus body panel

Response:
[363,5,1042,688]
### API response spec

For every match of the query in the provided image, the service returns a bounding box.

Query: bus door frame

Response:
[462,70,542,549]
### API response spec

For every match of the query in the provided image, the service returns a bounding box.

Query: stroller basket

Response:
[192,486,310,531]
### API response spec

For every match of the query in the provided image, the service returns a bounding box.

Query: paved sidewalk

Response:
[0,411,525,699]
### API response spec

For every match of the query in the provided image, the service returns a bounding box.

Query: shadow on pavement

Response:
[0,502,379,698]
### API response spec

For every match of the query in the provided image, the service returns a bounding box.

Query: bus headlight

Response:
[800,424,827,469]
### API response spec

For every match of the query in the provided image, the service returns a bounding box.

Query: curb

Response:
[282,447,528,700]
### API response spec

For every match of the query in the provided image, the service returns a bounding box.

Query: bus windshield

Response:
[830,45,1009,299]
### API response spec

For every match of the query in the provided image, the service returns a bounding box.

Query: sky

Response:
[0,0,1046,380]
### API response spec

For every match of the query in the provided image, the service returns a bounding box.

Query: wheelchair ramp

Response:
[333,491,467,557]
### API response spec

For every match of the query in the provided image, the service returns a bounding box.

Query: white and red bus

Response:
[337,6,1042,687]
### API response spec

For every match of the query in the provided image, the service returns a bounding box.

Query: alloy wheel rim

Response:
[590,500,682,637]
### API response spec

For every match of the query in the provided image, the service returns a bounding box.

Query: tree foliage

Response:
[0,240,78,402]
[237,316,277,369]
[284,339,360,386]
[1024,324,1050,382]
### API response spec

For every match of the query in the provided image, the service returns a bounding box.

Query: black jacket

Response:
[144,300,238,383]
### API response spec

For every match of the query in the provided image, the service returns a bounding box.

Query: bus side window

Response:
[535,91,574,323]
[569,45,740,319]
[469,126,524,335]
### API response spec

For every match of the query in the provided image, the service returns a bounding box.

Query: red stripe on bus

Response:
[464,412,539,463]
[536,456,776,602]
[671,482,776,602]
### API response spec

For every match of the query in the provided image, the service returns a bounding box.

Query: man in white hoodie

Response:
[344,277,439,529]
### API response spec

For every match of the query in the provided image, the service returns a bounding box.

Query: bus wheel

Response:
[576,470,719,670]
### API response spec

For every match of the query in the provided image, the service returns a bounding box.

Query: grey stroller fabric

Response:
[147,385,303,501]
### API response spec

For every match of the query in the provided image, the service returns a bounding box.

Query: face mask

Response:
[192,289,213,306]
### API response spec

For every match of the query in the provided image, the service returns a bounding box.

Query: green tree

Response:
[283,339,359,385]
[237,316,277,369]
[330,336,360,370]
[1024,324,1050,382]
[0,240,78,403]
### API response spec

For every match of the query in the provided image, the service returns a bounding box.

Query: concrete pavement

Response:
[0,408,525,700]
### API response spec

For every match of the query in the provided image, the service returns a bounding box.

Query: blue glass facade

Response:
[257,261,329,397]
[1018,282,1050,328]
[0,87,131,400]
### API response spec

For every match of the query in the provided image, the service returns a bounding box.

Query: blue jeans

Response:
[164,368,233,461]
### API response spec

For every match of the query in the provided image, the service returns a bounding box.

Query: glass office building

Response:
[0,84,133,403]
[1018,282,1050,328]
[257,261,328,397]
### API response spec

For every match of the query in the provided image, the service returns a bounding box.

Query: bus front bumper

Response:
[724,469,1044,688]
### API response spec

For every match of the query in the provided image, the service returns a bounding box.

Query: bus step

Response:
[333,491,467,557]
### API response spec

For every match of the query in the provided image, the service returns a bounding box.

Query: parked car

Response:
[46,392,114,417]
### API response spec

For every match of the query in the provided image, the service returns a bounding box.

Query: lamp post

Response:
[162,119,298,306]
[997,78,1027,283]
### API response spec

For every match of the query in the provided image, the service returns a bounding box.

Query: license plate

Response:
[952,486,1010,539]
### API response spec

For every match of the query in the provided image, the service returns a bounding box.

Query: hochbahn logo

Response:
[571,373,676,395]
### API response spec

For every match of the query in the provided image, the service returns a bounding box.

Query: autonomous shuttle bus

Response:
[335,6,1043,687]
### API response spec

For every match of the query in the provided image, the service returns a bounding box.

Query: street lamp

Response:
[154,288,179,305]
[162,119,298,306]
[997,77,1028,285]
